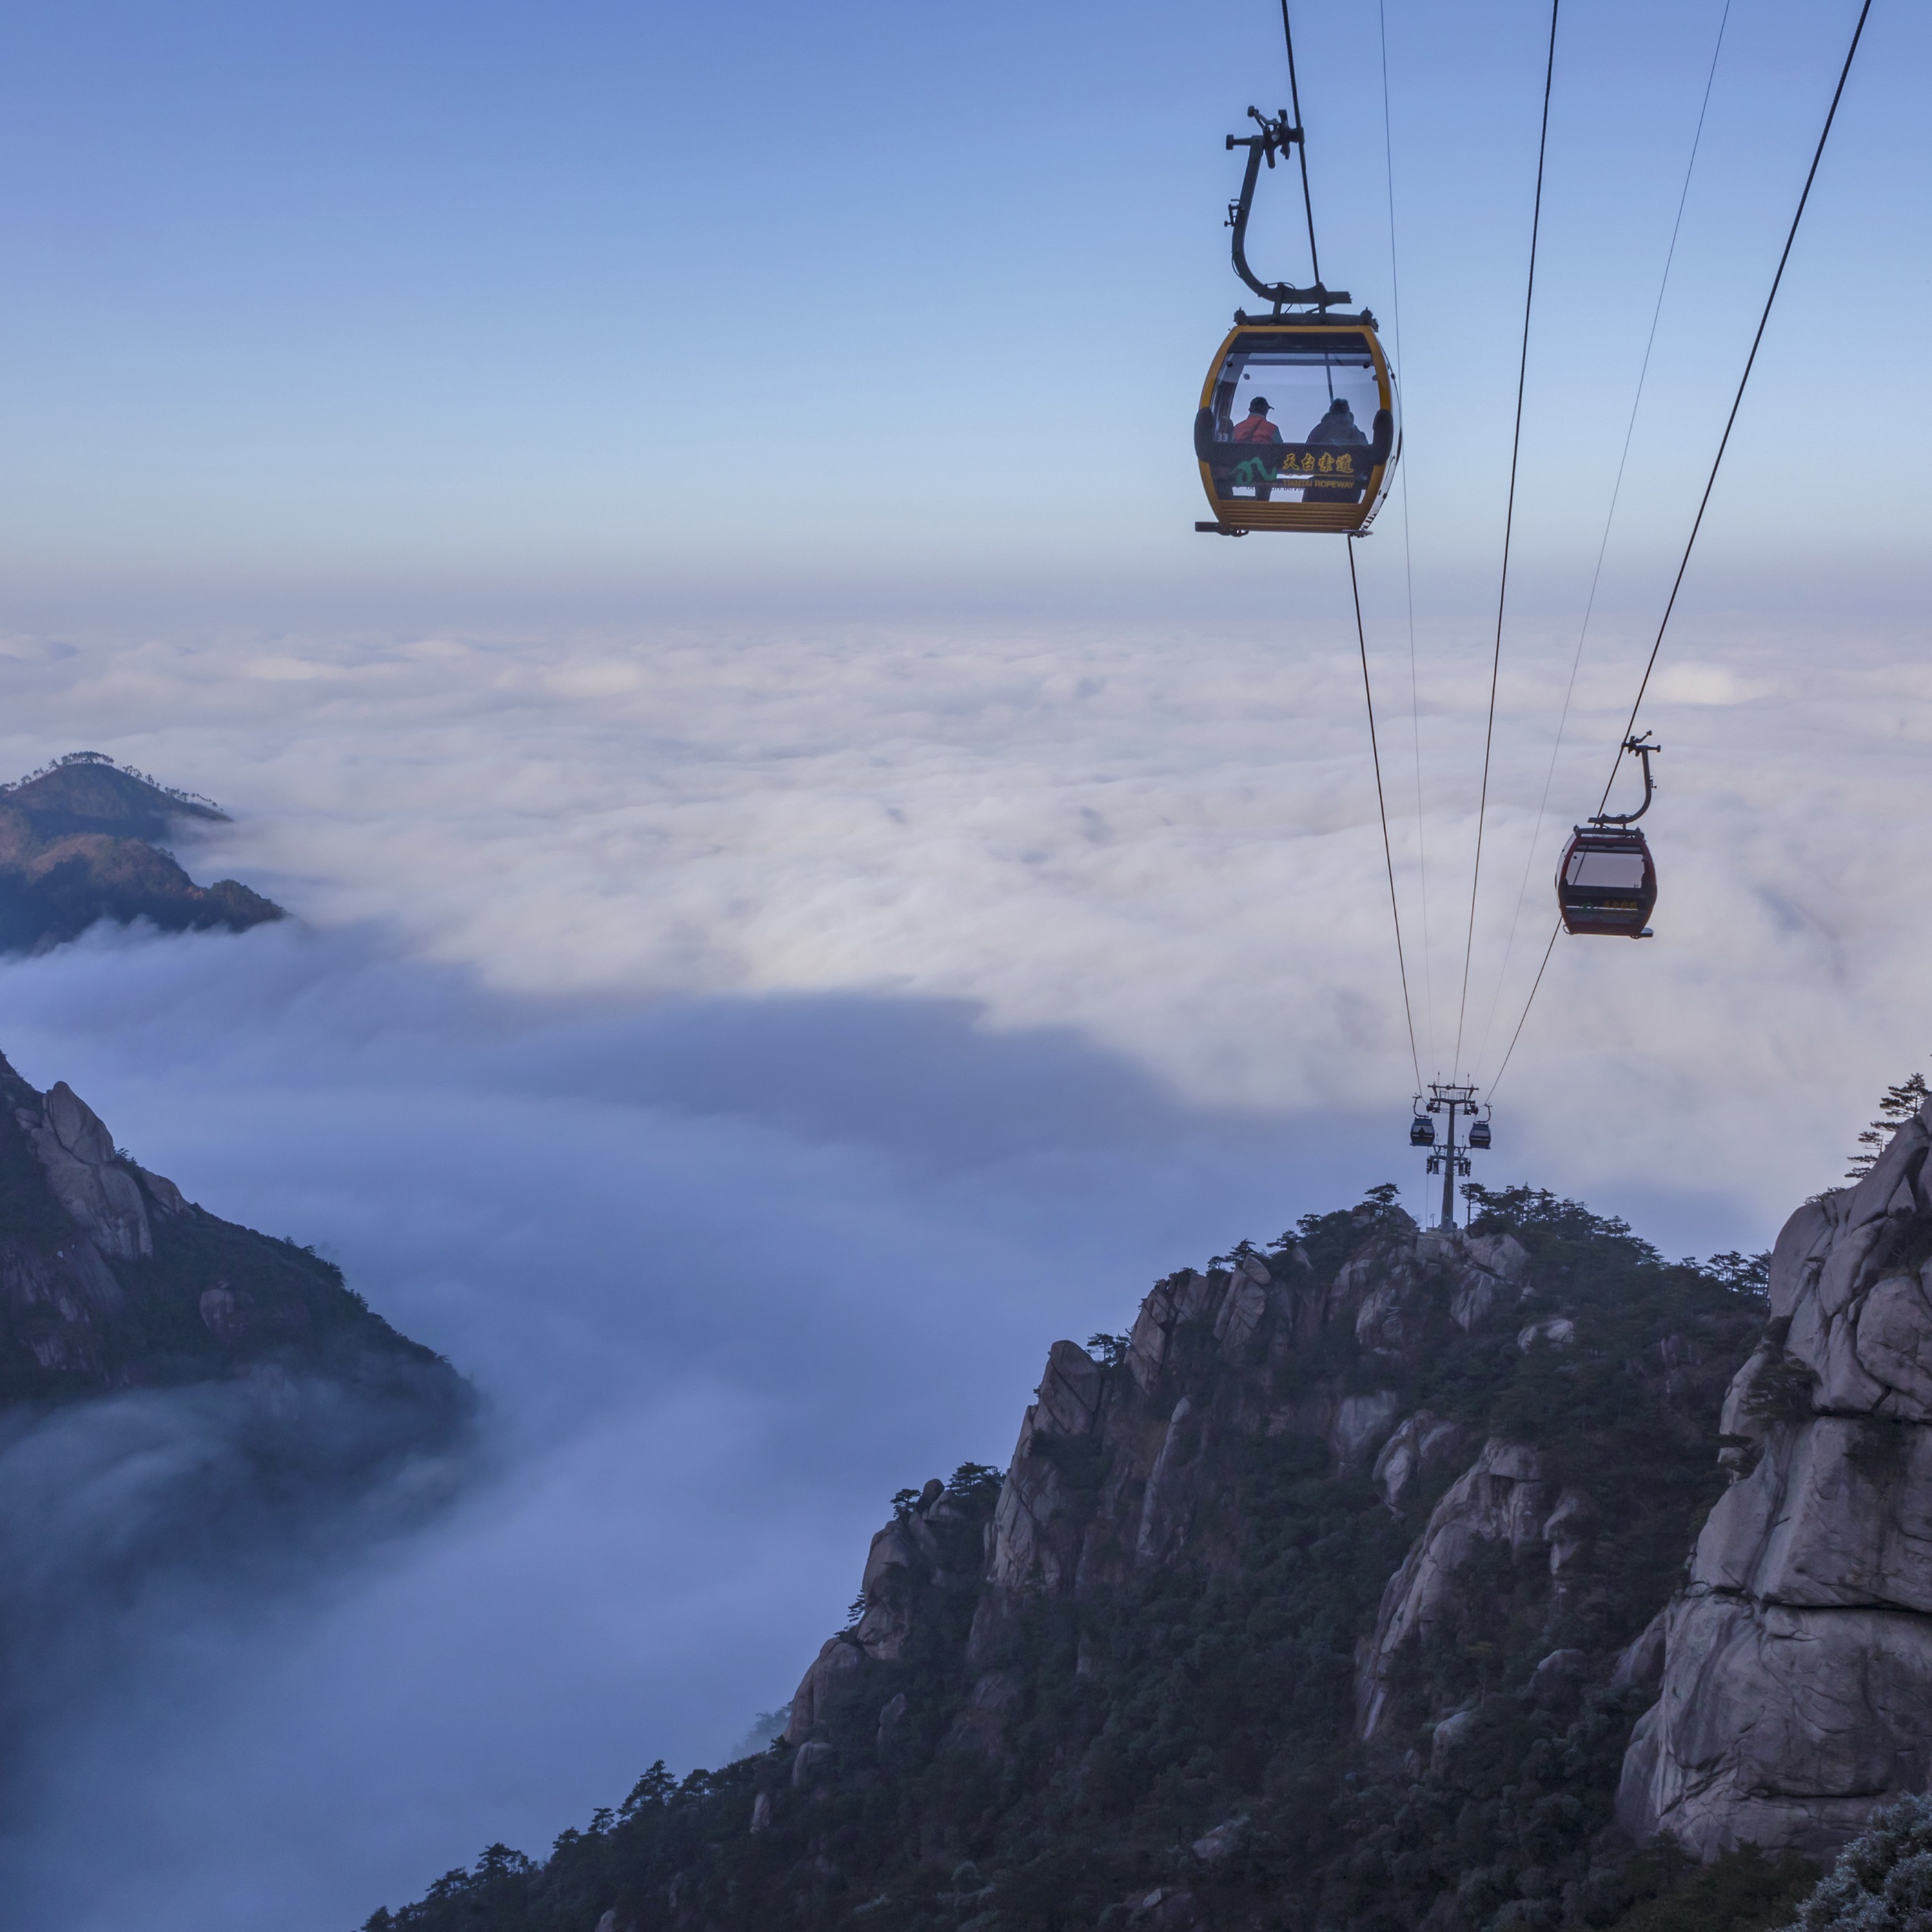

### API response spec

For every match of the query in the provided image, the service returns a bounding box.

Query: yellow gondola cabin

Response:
[1194,316,1398,535]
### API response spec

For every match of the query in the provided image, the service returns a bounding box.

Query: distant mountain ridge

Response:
[0,750,286,952]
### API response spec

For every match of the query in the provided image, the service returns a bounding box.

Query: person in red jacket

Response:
[1230,396,1284,499]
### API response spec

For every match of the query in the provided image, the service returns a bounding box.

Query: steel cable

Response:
[1472,0,1732,1078]
[1486,923,1558,1104]
[1280,0,1422,1085]
[1350,536,1424,1092]
[1274,0,1419,1083]
[1594,0,1873,814]
[1484,0,1875,1101]
[1453,0,1561,1078]
[1279,1,1322,289]
[1378,0,1435,1076]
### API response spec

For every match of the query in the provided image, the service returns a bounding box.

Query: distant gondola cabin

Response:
[1555,827,1657,938]
[1194,319,1398,534]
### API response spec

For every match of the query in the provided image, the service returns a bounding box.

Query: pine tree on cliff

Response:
[1786,1791,1932,1932]
[1846,1069,1930,1179]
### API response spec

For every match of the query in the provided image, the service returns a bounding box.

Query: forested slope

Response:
[369,1186,1813,1932]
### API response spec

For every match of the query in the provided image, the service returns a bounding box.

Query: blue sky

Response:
[0,0,1916,602]
[0,5,1927,1926]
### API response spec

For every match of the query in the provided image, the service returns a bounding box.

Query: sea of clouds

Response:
[0,589,1924,1928]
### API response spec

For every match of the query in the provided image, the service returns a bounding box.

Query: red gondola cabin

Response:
[1555,827,1657,938]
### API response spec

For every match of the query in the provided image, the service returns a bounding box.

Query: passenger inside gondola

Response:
[1305,397,1368,502]
[1232,397,1282,443]
[1307,396,1366,446]
[1198,337,1388,509]
[1230,396,1284,499]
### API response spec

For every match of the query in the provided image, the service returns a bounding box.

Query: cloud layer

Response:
[0,591,1922,1927]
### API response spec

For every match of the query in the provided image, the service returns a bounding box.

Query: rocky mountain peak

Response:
[1620,1096,1932,1860]
[0,1047,456,1407]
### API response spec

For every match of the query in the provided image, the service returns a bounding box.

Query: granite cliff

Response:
[0,1049,452,1410]
[0,751,285,952]
[373,1183,1826,1932]
[0,1046,472,1768]
[1619,1096,1932,1860]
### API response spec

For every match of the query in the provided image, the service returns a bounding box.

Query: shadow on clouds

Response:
[0,920,1389,1932]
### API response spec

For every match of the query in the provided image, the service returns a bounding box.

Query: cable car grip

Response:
[1589,733,1662,827]
[1226,105,1303,165]
[1223,106,1346,311]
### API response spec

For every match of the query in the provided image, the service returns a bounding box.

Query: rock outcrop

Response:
[776,1207,1709,1793]
[0,1043,475,1790]
[1357,1437,1549,1738]
[0,1047,464,1410]
[0,751,284,953]
[375,1184,1786,1932]
[935,1225,1544,1694]
[782,1472,995,1751]
[1619,1100,1932,1860]
[30,1078,155,1262]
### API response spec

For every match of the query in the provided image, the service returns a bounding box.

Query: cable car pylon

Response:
[1410,1083,1490,1230]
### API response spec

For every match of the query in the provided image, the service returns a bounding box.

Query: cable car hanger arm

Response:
[1589,733,1660,827]
[1225,108,1350,311]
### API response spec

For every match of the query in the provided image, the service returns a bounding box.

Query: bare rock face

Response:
[789,1739,834,1788]
[1356,1437,1550,1739]
[983,1339,1106,1592]
[1371,1411,1466,1511]
[1331,1390,1403,1470]
[27,1080,154,1261]
[782,1638,867,1747]
[1619,1099,1932,1860]
[783,1210,1573,1759]
[783,1473,995,1745]
[0,1045,466,1432]
[0,1074,201,1380]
